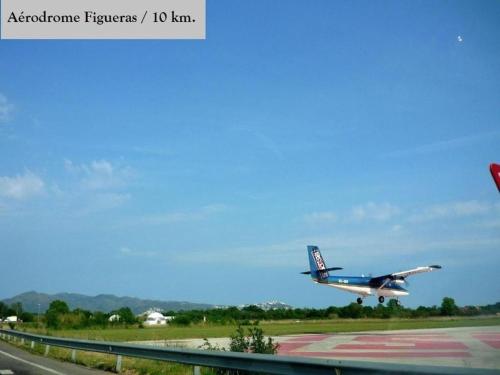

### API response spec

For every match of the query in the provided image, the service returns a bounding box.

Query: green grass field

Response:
[23,316,500,342]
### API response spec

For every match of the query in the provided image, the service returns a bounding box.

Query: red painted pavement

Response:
[277,332,471,359]
[285,334,331,342]
[278,342,312,352]
[334,341,468,350]
[472,333,500,349]
[353,334,448,342]
[286,351,471,358]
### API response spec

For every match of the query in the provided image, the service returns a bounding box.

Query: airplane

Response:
[302,245,441,305]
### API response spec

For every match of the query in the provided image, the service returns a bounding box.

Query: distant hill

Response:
[3,291,214,315]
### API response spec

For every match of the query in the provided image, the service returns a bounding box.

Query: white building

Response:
[108,314,121,322]
[144,312,167,326]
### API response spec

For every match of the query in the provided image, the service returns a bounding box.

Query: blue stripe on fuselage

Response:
[316,275,407,291]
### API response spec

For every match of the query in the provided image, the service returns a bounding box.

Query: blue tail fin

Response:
[302,245,343,281]
[307,245,330,281]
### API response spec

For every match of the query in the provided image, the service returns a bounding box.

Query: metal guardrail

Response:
[0,329,498,375]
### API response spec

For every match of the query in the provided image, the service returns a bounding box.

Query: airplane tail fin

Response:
[302,245,341,281]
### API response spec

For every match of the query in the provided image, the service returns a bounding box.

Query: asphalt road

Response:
[0,340,108,375]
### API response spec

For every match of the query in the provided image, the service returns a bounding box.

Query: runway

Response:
[139,325,500,370]
[276,326,500,369]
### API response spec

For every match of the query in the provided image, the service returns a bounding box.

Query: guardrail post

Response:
[71,349,77,363]
[31,341,35,349]
[193,365,201,375]
[44,345,50,356]
[115,355,122,373]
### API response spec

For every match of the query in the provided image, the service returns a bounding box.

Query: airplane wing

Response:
[391,265,442,278]
[369,265,441,286]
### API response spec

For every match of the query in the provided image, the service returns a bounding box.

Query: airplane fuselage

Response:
[314,275,409,298]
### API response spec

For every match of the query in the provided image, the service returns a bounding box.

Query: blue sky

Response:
[0,1,499,308]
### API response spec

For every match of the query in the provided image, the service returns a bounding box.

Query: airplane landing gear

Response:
[378,296,385,303]
[356,297,363,305]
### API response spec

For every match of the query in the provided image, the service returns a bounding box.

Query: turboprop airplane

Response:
[302,246,441,305]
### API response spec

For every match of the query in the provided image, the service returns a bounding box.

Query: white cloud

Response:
[64,159,133,190]
[383,130,500,158]
[391,224,403,232]
[409,200,494,222]
[476,220,500,229]
[350,202,401,222]
[119,246,158,258]
[0,93,14,123]
[234,126,285,160]
[0,171,44,199]
[303,202,400,225]
[132,146,173,157]
[77,192,130,215]
[171,229,500,269]
[172,239,307,267]
[253,130,284,160]
[140,204,228,225]
[303,211,338,224]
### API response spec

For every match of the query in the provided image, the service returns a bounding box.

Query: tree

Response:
[372,304,391,319]
[45,300,70,329]
[48,300,70,314]
[20,311,35,322]
[11,302,23,316]
[441,297,458,316]
[116,307,136,325]
[338,303,363,319]
[91,311,109,327]
[0,302,9,318]
[172,315,191,326]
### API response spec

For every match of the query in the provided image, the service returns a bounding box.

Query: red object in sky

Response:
[490,163,500,192]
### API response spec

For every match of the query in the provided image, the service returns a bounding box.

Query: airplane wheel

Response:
[378,296,385,303]
[356,297,363,305]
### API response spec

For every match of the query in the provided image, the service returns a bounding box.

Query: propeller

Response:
[393,275,410,287]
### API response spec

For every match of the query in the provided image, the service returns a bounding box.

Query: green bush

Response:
[229,324,279,354]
